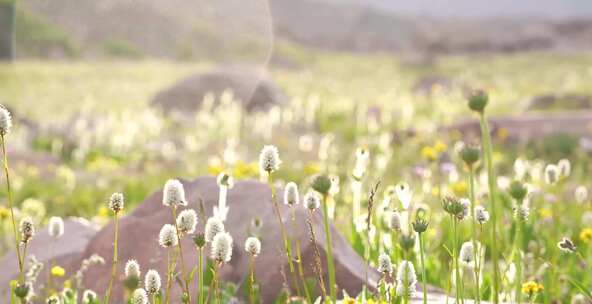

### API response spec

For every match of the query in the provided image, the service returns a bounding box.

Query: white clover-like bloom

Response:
[205,217,225,242]
[504,262,517,284]
[377,253,393,275]
[47,295,59,304]
[144,269,161,294]
[163,179,187,207]
[303,190,321,211]
[459,241,475,268]
[82,290,98,304]
[259,145,281,174]
[353,147,370,179]
[572,294,587,304]
[283,182,300,206]
[329,175,340,196]
[474,206,490,224]
[575,186,588,204]
[388,211,401,231]
[396,260,417,298]
[158,224,178,248]
[125,259,141,279]
[216,172,235,188]
[514,158,528,180]
[177,209,198,234]
[48,216,64,238]
[131,288,148,304]
[244,237,261,256]
[395,182,412,210]
[458,198,471,220]
[19,217,35,242]
[544,164,559,185]
[514,204,530,221]
[108,192,124,213]
[211,232,233,263]
[558,159,571,179]
[0,106,12,136]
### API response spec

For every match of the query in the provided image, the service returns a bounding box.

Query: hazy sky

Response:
[355,0,592,19]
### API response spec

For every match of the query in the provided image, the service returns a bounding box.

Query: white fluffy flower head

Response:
[459,241,475,268]
[244,237,261,256]
[211,232,233,263]
[259,145,281,174]
[158,224,178,248]
[377,253,393,275]
[131,288,148,304]
[48,216,64,238]
[205,217,225,242]
[284,182,300,206]
[177,209,198,234]
[474,206,490,224]
[19,217,35,243]
[163,179,187,207]
[395,182,412,210]
[544,164,559,185]
[144,269,161,294]
[388,211,401,231]
[125,259,141,279]
[558,159,571,179]
[303,190,321,211]
[82,290,98,304]
[0,106,12,136]
[575,186,588,204]
[108,192,124,213]
[396,260,417,298]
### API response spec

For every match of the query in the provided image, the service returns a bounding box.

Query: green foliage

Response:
[15,8,78,58]
[102,38,143,59]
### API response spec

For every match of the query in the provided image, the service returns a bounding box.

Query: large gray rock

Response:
[444,111,592,142]
[0,218,99,300]
[76,177,384,303]
[151,67,286,114]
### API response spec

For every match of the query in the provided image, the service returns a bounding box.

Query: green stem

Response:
[515,218,524,304]
[468,167,481,304]
[321,194,337,301]
[104,213,119,304]
[197,247,204,304]
[165,249,172,304]
[479,113,500,304]
[452,217,462,304]
[249,255,256,304]
[419,232,428,304]
[171,207,191,303]
[267,173,299,296]
[1,135,22,283]
[292,207,312,303]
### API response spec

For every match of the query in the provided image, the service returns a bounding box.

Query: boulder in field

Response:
[151,67,286,114]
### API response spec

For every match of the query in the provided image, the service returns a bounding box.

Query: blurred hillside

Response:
[10,0,592,61]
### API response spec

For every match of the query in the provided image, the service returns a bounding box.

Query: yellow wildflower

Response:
[580,228,592,243]
[98,206,109,218]
[51,266,66,277]
[0,206,9,220]
[538,208,552,219]
[304,162,321,175]
[522,281,543,296]
[434,141,447,153]
[496,127,509,141]
[421,146,438,162]
[452,181,468,196]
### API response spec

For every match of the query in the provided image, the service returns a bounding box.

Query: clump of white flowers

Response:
[284,182,300,206]
[377,253,393,275]
[459,241,475,268]
[48,216,64,238]
[211,232,233,263]
[544,164,559,185]
[205,217,225,243]
[176,209,197,234]
[125,259,141,279]
[458,198,471,220]
[108,193,124,213]
[303,190,321,211]
[396,260,417,298]
[558,159,571,179]
[244,237,261,257]
[82,290,98,304]
[514,204,530,221]
[131,288,148,304]
[259,145,281,174]
[19,217,35,243]
[352,147,370,180]
[395,182,413,210]
[158,224,178,248]
[474,206,490,225]
[162,179,187,207]
[144,269,161,295]
[575,186,588,204]
[388,211,402,231]
[0,106,12,136]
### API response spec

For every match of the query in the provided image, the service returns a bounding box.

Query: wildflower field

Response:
[1,51,592,304]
